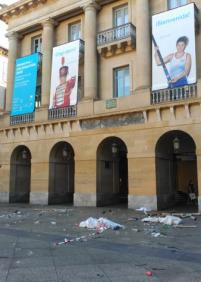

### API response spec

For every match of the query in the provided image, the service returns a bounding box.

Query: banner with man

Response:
[49,40,80,109]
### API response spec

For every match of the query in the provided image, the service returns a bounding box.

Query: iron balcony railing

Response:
[97,23,136,46]
[10,113,35,125]
[48,105,77,120]
[151,84,197,104]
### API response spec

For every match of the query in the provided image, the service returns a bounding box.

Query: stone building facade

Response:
[0,46,7,112]
[0,0,201,211]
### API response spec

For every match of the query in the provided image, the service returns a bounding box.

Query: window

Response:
[69,22,81,41]
[35,85,41,108]
[114,66,130,97]
[168,0,187,9]
[32,36,42,53]
[113,5,128,27]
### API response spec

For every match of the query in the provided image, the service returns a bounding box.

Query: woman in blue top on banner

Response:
[154,36,192,88]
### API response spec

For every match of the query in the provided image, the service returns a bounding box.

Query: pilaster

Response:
[135,0,151,90]
[41,18,55,107]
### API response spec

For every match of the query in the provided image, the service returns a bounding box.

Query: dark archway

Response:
[48,141,74,205]
[10,145,31,203]
[155,130,198,210]
[97,137,128,207]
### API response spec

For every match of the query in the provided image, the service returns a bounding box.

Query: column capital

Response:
[82,0,100,12]
[6,31,22,40]
[41,18,57,28]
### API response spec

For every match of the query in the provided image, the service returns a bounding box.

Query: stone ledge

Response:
[0,192,9,203]
[74,192,96,207]
[128,195,157,210]
[30,192,48,205]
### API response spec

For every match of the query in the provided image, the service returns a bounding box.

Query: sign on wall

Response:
[11,53,39,116]
[49,40,80,109]
[152,3,196,91]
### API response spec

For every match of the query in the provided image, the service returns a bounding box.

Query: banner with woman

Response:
[152,3,196,91]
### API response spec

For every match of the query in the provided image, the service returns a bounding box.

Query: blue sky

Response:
[0,0,18,49]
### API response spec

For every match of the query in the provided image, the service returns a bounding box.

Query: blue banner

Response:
[11,53,39,116]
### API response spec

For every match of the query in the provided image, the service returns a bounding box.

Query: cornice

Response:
[0,0,117,24]
[0,0,47,23]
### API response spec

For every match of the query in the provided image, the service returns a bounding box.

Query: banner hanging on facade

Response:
[11,53,39,116]
[49,40,80,109]
[152,3,196,91]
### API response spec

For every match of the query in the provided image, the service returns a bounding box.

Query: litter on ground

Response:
[79,217,125,231]
[142,215,182,225]
[136,207,152,214]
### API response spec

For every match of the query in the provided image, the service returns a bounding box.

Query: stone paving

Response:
[0,204,200,281]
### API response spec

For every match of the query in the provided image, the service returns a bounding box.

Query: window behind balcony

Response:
[168,0,187,9]
[69,22,81,41]
[113,5,128,27]
[113,66,130,97]
[31,36,42,53]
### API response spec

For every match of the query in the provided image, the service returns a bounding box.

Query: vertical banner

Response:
[49,40,80,109]
[152,3,196,91]
[11,53,39,116]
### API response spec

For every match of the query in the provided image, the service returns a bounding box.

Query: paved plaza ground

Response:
[0,204,200,282]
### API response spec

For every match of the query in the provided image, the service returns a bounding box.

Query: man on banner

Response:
[53,56,76,108]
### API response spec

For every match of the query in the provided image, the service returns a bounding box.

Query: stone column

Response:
[196,153,201,212]
[83,1,99,100]
[41,18,55,107]
[6,32,21,112]
[136,0,151,90]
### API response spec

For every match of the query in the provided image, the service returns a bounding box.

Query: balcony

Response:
[48,106,77,120]
[151,84,197,104]
[10,113,35,126]
[97,23,136,58]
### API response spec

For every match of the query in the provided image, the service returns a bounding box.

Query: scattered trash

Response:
[136,207,151,214]
[132,228,139,232]
[174,225,197,228]
[160,215,182,225]
[142,215,182,225]
[151,232,161,237]
[142,217,159,223]
[79,217,124,231]
[128,217,139,221]
[97,273,104,278]
[170,213,201,217]
[145,271,153,277]
[55,230,102,246]
[27,250,33,256]
[14,210,21,215]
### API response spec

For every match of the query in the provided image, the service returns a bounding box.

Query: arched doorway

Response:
[49,141,74,205]
[155,130,198,211]
[97,137,128,207]
[10,145,31,203]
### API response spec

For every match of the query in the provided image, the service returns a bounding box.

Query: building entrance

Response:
[156,130,198,211]
[10,146,31,203]
[48,142,74,205]
[97,137,128,207]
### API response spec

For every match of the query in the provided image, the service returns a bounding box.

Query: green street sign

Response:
[106,99,117,109]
